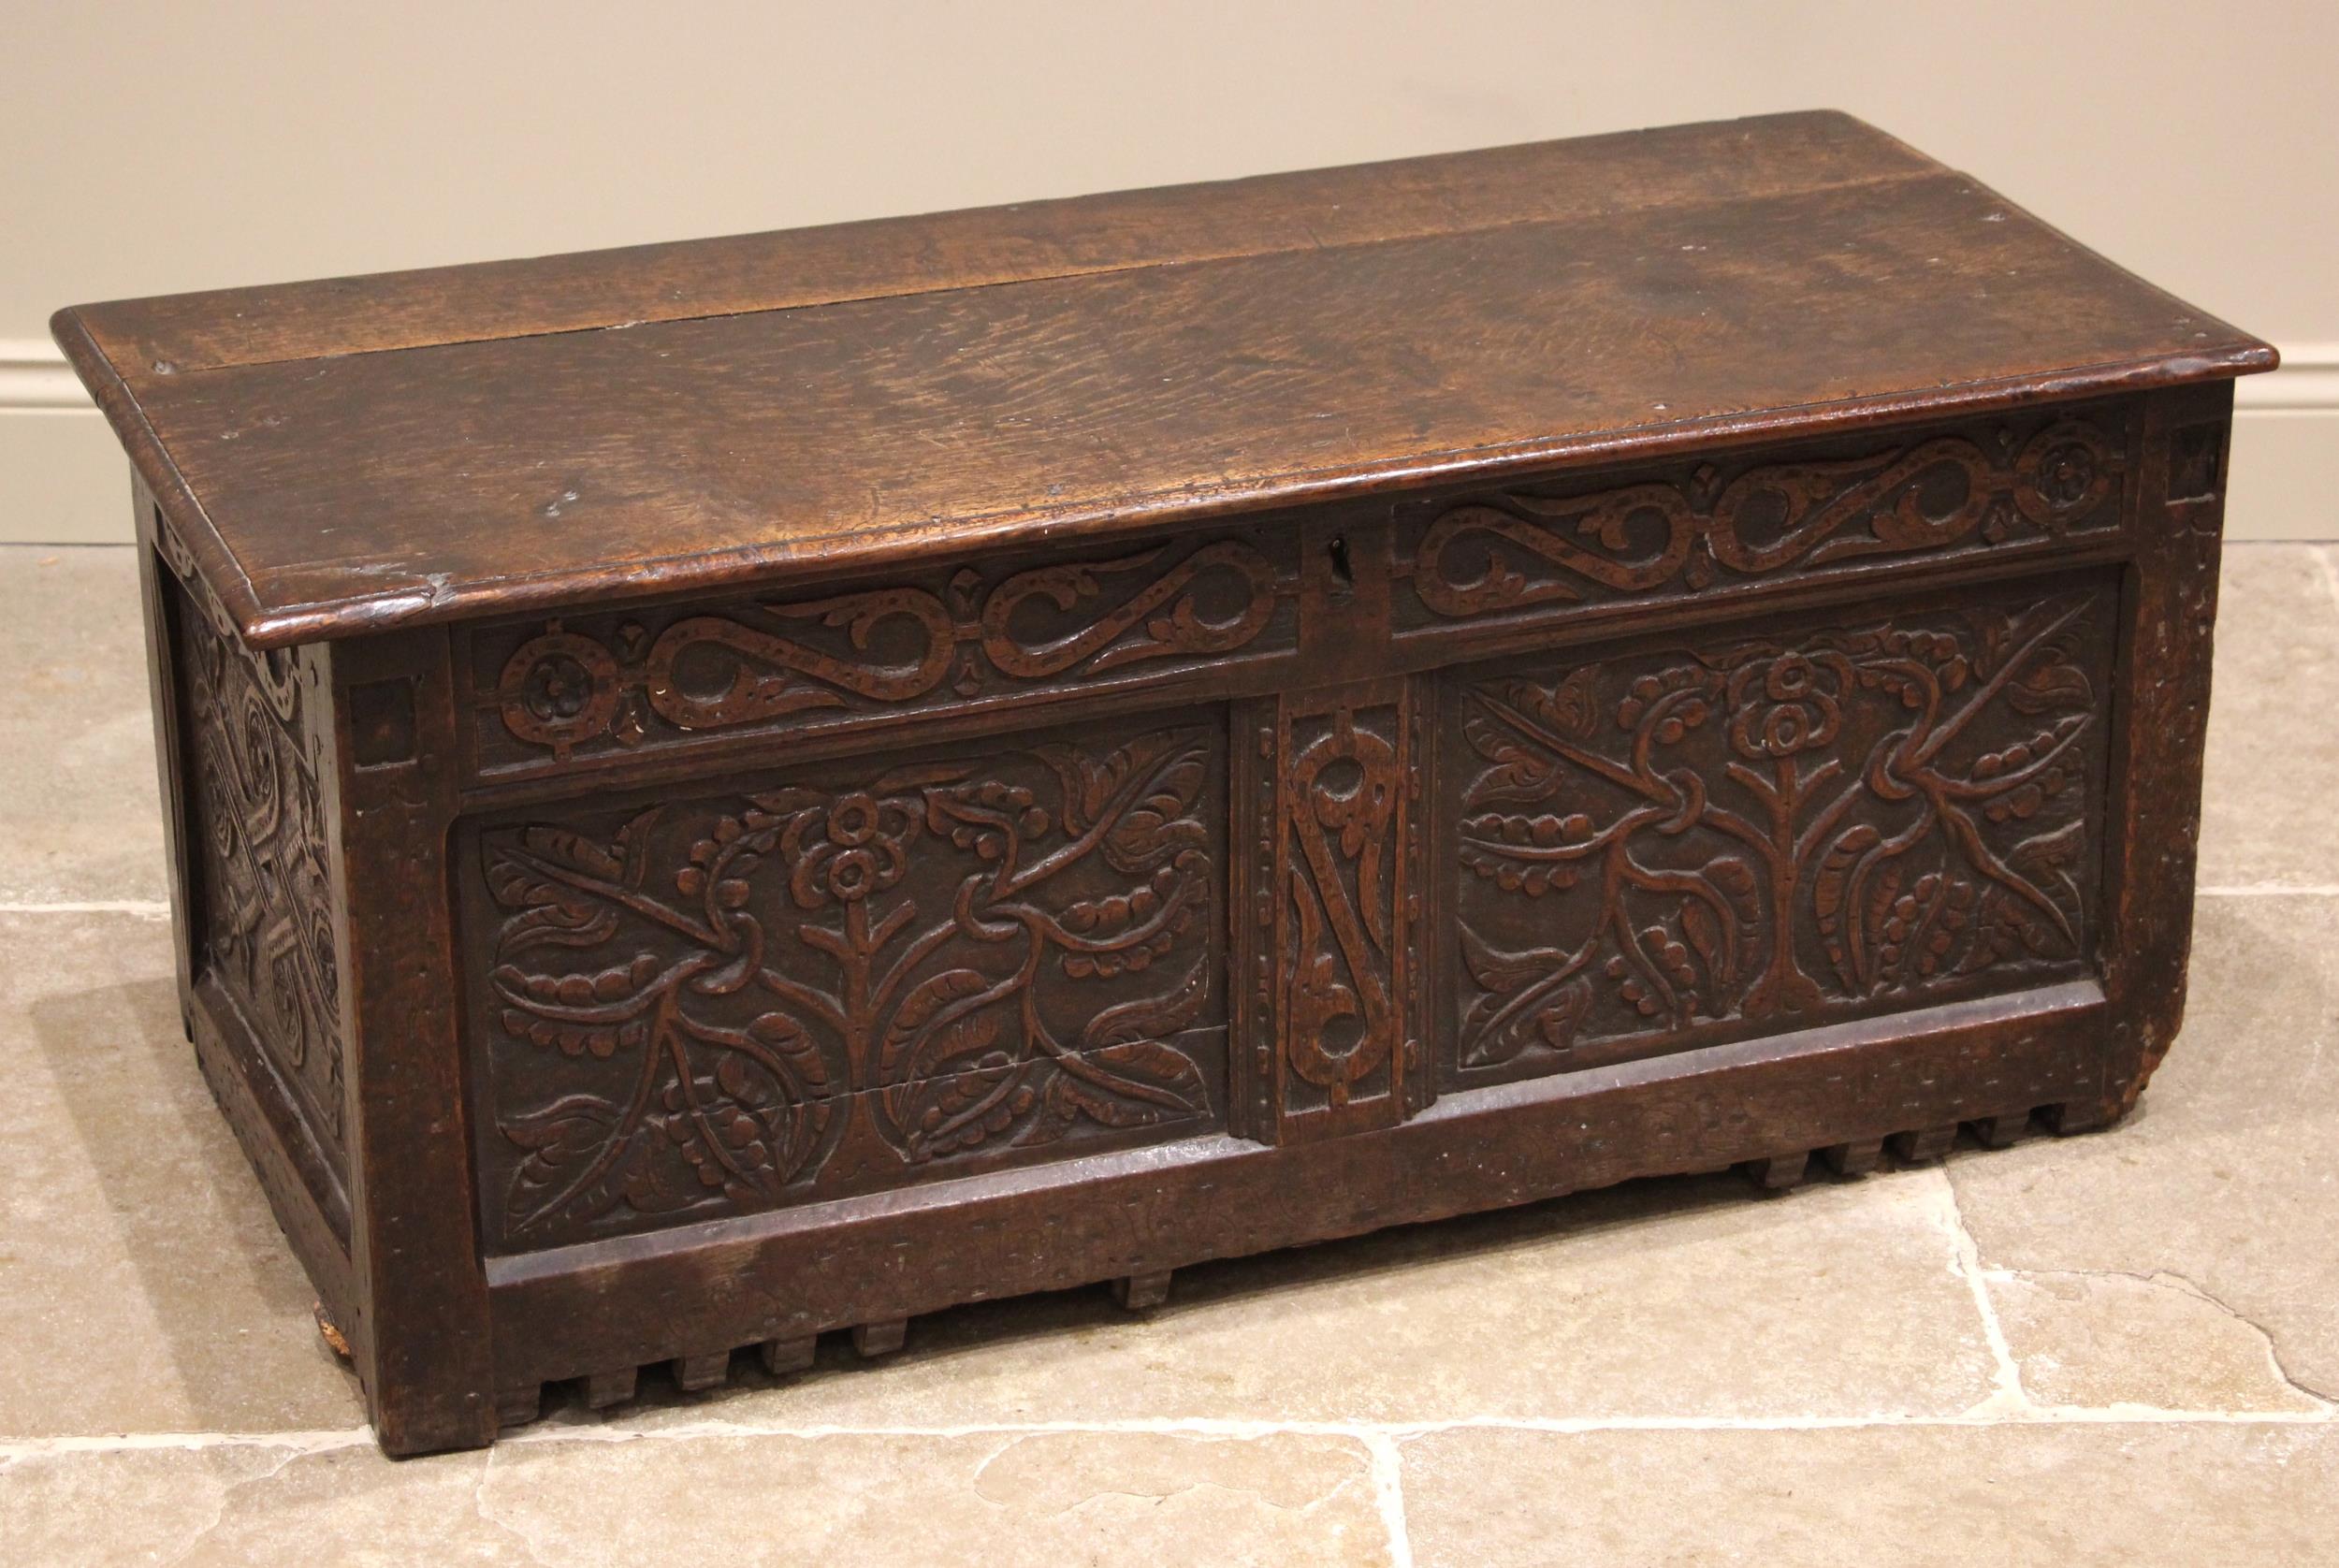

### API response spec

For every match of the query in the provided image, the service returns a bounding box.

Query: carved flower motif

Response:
[496,629,620,751]
[1727,651,1844,760]
[2012,419,2116,526]
[2029,440,2097,511]
[785,791,918,907]
[520,652,596,722]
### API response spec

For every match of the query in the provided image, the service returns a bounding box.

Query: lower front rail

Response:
[463,979,2111,1449]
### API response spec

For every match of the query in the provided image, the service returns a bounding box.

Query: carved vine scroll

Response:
[482,535,1294,765]
[1446,582,2114,1084]
[1404,415,2124,625]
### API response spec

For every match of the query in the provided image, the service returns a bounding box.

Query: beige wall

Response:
[5,0,2330,540]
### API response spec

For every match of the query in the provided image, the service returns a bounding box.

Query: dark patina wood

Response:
[55,110,2273,1456]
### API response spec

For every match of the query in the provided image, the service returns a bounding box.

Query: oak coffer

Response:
[53,110,2275,1455]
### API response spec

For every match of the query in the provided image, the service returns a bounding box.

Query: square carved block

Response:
[55,113,2271,1454]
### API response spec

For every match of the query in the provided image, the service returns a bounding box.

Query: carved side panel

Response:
[1394,405,2128,637]
[167,567,347,1173]
[1442,576,2115,1089]
[461,710,1229,1252]
[467,530,1300,778]
[1239,680,1423,1141]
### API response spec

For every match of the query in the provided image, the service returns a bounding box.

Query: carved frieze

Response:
[471,534,1297,773]
[1397,412,2127,632]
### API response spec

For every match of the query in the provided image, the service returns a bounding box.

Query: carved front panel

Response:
[1443,577,2114,1088]
[468,530,1300,777]
[462,711,1229,1251]
[1239,681,1424,1140]
[167,567,347,1173]
[1394,406,2128,636]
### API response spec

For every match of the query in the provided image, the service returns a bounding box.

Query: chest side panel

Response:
[164,562,349,1194]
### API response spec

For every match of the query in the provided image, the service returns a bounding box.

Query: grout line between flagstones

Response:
[1925,1166,2031,1417]
[1359,1430,1416,1568]
[7,1403,2335,1465]
[2311,544,2339,617]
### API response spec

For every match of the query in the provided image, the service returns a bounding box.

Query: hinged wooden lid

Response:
[55,110,2274,647]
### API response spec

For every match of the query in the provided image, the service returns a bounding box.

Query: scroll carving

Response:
[980,540,1280,679]
[468,717,1228,1248]
[486,536,1291,763]
[1255,686,1418,1136]
[169,570,346,1166]
[1447,584,2112,1082]
[1407,416,2123,624]
[1285,713,1401,1103]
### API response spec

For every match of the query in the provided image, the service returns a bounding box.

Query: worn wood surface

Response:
[56,112,2266,648]
[65,114,2271,1457]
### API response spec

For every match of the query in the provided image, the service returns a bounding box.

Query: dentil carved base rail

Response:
[53,111,2274,1455]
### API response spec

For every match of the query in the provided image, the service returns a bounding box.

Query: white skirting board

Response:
[2,339,2332,546]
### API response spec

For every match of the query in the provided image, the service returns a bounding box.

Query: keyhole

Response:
[1327,534,1354,587]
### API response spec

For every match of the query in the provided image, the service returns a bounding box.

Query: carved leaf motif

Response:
[1460,710,1564,807]
[1525,667,1601,740]
[1107,753,1211,871]
[748,1010,829,1093]
[502,1096,645,1233]
[486,849,621,954]
[893,1057,1029,1161]
[1531,979,1595,1053]
[1460,926,1591,1066]
[657,1059,803,1204]
[1961,818,2088,973]
[1047,1042,1208,1125]
[1082,956,1212,1049]
[2005,648,2095,715]
[1460,924,1564,995]
[1678,898,1729,989]
[880,968,992,1075]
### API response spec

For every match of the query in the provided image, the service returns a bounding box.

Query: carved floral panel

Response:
[1444,578,2114,1087]
[463,711,1228,1251]
[168,567,347,1170]
[468,530,1300,776]
[1395,408,2128,633]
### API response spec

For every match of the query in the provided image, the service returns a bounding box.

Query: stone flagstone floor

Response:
[2,544,2335,1565]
